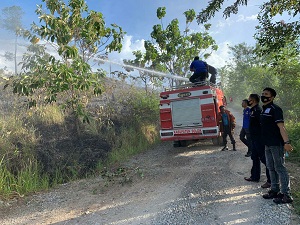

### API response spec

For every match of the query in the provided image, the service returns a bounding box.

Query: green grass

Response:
[27,104,65,125]
[286,121,300,215]
[293,185,300,214]
[0,160,49,199]
[105,123,159,165]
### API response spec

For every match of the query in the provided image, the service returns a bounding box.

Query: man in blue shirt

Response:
[240,99,252,157]
[189,56,208,83]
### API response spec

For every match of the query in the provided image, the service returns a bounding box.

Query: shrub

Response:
[285,121,300,164]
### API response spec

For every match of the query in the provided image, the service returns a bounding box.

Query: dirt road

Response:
[1,110,299,225]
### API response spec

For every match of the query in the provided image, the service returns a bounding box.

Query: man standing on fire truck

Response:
[189,56,208,83]
[217,106,236,151]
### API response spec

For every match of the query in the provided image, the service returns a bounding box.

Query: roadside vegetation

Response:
[0,79,160,200]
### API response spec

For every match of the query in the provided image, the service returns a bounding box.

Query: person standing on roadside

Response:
[217,105,236,151]
[244,94,271,189]
[240,99,252,157]
[260,87,293,204]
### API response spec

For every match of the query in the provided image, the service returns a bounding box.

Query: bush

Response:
[0,114,39,175]
[285,121,300,164]
[0,84,161,199]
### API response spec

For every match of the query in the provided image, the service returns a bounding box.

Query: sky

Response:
[0,0,265,76]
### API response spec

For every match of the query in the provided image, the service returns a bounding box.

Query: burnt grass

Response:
[34,115,112,183]
[0,78,121,185]
[0,77,154,187]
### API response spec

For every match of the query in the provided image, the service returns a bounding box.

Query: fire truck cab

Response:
[159,81,226,147]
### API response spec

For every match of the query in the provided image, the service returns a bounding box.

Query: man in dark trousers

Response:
[244,94,271,188]
[240,99,252,157]
[208,64,217,84]
[217,105,236,151]
[189,56,208,83]
[260,87,293,204]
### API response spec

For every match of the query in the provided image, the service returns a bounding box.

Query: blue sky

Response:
[0,0,263,74]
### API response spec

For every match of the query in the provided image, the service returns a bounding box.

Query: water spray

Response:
[96,58,189,82]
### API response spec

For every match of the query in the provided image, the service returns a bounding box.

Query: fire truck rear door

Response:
[171,98,202,128]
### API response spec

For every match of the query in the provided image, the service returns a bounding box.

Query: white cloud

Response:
[215,14,257,30]
[237,14,258,22]
[96,35,146,74]
[108,35,145,63]
[207,41,232,69]
[216,20,227,28]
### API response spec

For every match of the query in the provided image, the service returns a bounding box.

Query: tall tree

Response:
[255,5,300,57]
[197,0,300,56]
[126,7,218,86]
[10,0,125,123]
[0,6,24,75]
[222,43,276,99]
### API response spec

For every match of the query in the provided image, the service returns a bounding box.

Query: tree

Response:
[221,43,276,100]
[197,0,300,56]
[127,7,218,86]
[10,0,125,123]
[255,6,300,57]
[261,48,300,120]
[0,6,24,75]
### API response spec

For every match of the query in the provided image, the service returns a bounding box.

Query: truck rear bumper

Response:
[160,127,220,141]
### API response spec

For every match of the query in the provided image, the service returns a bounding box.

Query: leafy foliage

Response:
[222,43,269,98]
[126,7,218,86]
[223,42,300,124]
[197,0,248,24]
[255,1,300,57]
[9,0,125,123]
[197,0,300,57]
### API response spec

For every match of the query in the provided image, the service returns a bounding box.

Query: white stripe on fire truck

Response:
[160,97,213,108]
[160,104,170,109]
[199,98,214,104]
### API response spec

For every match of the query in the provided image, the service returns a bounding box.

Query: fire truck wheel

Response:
[212,136,223,146]
[179,140,188,147]
[173,141,181,148]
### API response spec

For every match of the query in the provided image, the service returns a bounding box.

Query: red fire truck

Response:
[159,81,227,147]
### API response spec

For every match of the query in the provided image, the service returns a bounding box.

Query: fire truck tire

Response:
[179,140,188,147]
[212,136,223,146]
[173,141,181,148]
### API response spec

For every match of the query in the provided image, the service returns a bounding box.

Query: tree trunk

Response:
[14,35,18,75]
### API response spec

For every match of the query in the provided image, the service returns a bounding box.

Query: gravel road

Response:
[1,109,299,225]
